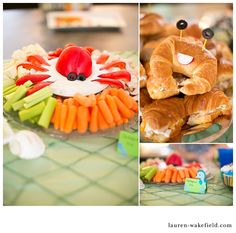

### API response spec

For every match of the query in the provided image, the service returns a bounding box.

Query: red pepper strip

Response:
[100,61,126,71]
[48,48,63,57]
[92,79,125,89]
[26,81,53,96]
[84,46,95,55]
[16,74,51,86]
[96,54,110,64]
[27,55,49,66]
[17,62,48,72]
[98,71,131,82]
[48,56,58,60]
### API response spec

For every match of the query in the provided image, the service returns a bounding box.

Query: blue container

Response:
[218,148,233,168]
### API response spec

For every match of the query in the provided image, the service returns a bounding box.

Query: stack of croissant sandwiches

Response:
[140,12,233,143]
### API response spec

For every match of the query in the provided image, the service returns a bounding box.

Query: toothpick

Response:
[202,39,207,50]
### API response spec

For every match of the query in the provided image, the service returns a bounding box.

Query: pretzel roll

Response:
[140,97,186,142]
[140,13,165,36]
[184,89,232,126]
[147,35,217,99]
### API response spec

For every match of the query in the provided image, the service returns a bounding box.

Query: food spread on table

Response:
[140,13,233,143]
[3,43,138,135]
[140,152,209,184]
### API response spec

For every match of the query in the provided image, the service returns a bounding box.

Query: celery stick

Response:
[23,80,33,88]
[19,102,45,122]
[12,99,25,111]
[144,167,157,181]
[140,166,155,178]
[38,97,57,128]
[28,115,40,124]
[23,92,52,109]
[3,86,18,96]
[4,85,27,112]
[23,87,51,103]
[3,84,16,93]
[4,92,15,100]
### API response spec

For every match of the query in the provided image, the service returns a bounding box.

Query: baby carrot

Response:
[152,170,160,182]
[165,167,173,183]
[64,105,77,134]
[179,169,185,179]
[89,94,96,107]
[177,172,183,183]
[161,170,166,182]
[98,108,109,130]
[89,105,98,133]
[189,167,197,178]
[184,168,190,178]
[113,96,133,119]
[123,118,129,124]
[74,93,92,107]
[98,100,114,124]
[116,118,124,126]
[131,100,138,113]
[156,170,165,183]
[117,89,133,109]
[67,98,74,106]
[109,88,118,96]
[77,106,89,133]
[73,108,78,130]
[59,104,68,131]
[98,88,110,101]
[171,169,178,183]
[54,101,62,130]
[63,98,69,105]
[109,122,116,128]
[105,95,122,123]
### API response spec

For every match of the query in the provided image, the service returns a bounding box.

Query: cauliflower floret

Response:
[22,43,47,58]
[12,49,27,64]
[17,66,29,78]
[3,65,17,80]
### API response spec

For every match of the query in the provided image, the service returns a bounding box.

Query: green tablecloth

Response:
[140,163,233,206]
[4,120,138,206]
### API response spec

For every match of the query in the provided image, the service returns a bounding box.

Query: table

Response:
[140,162,233,206]
[4,118,138,206]
[3,4,138,59]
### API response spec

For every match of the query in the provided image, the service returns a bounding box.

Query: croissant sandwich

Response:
[140,88,152,109]
[140,97,186,142]
[147,35,217,99]
[140,63,147,88]
[140,12,165,36]
[184,89,232,126]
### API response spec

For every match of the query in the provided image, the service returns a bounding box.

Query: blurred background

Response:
[3,3,138,59]
[140,143,232,164]
[141,3,233,50]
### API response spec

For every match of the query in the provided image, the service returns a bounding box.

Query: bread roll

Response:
[184,89,232,125]
[141,97,186,142]
[147,35,217,99]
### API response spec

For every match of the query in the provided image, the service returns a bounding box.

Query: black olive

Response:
[202,28,214,40]
[77,74,86,81]
[176,19,188,30]
[67,72,77,81]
